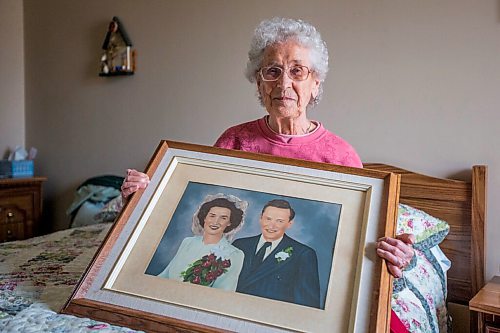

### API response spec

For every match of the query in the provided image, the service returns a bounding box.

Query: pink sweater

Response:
[214,117,362,168]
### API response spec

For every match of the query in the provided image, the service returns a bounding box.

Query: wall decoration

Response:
[99,16,135,76]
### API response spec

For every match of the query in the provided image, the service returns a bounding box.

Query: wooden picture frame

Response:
[62,140,400,333]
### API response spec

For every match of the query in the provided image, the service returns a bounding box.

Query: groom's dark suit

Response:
[233,234,320,308]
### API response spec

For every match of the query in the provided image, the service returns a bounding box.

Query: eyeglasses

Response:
[259,65,312,82]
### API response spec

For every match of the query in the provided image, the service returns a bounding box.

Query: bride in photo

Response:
[157,193,247,291]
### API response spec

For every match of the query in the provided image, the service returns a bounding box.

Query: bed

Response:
[0,163,487,333]
[365,163,487,332]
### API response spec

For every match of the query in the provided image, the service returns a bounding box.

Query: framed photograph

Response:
[62,140,400,333]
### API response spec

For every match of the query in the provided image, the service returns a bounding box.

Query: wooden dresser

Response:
[470,276,500,332]
[0,177,46,242]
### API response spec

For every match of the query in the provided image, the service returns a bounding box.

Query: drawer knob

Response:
[6,229,14,240]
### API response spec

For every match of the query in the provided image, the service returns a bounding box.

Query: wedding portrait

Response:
[66,142,399,332]
[145,181,342,309]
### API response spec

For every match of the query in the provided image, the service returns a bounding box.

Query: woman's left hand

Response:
[376,233,415,278]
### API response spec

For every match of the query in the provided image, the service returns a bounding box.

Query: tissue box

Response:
[12,160,34,178]
[0,160,34,178]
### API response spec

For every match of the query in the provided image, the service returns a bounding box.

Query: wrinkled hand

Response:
[376,233,415,278]
[121,169,150,200]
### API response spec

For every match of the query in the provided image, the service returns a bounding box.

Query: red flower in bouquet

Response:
[181,253,232,286]
[193,266,202,275]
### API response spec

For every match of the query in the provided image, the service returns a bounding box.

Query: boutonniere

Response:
[275,246,293,263]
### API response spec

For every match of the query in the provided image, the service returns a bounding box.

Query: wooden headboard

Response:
[364,164,487,307]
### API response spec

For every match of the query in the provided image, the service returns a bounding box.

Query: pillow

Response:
[391,204,451,333]
[93,195,123,223]
[71,201,105,228]
[396,204,450,249]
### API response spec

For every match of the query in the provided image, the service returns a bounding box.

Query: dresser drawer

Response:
[0,194,33,221]
[0,222,25,242]
[0,177,46,242]
[0,205,27,224]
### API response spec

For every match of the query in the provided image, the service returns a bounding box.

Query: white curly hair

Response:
[245,17,329,108]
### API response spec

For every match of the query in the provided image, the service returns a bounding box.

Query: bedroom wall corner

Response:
[0,0,25,158]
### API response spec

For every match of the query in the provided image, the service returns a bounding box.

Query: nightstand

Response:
[470,276,500,332]
[0,177,47,242]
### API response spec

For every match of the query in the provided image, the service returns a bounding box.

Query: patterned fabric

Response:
[392,204,451,333]
[0,223,142,332]
[214,117,363,167]
[397,204,450,247]
[93,195,123,223]
[391,309,411,333]
[0,304,142,333]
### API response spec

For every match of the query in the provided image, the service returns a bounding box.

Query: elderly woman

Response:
[122,17,414,279]
[157,194,247,291]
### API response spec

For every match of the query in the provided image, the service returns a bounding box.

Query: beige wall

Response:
[0,0,25,157]
[14,0,500,279]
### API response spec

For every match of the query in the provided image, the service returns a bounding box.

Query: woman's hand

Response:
[376,233,415,278]
[121,169,150,200]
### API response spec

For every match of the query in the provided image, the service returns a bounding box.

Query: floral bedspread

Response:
[0,223,142,333]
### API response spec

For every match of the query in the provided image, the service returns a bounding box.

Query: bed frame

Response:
[365,163,487,331]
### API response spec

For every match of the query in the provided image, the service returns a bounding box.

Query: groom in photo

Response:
[232,199,320,308]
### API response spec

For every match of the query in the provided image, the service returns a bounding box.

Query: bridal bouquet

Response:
[181,253,231,286]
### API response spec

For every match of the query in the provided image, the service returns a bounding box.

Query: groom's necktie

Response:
[251,242,272,271]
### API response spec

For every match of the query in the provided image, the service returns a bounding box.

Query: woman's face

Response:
[257,40,320,119]
[203,206,232,237]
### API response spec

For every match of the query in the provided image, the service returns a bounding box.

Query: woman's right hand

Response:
[121,169,150,200]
